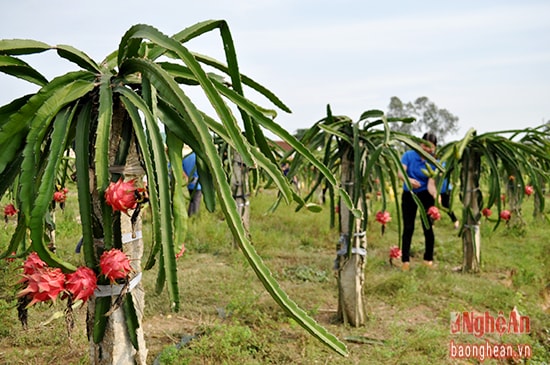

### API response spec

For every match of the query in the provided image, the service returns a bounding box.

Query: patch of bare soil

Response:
[144,313,201,361]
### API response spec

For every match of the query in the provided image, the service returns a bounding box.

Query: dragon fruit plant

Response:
[0,21,350,361]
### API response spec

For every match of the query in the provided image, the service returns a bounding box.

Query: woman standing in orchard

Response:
[398,132,439,271]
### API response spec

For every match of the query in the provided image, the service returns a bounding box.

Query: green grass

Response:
[1,187,549,364]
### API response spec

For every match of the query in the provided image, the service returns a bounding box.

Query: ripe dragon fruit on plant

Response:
[99,248,133,283]
[375,210,392,235]
[53,190,67,203]
[18,267,66,307]
[3,203,17,223]
[482,207,492,218]
[388,245,402,267]
[22,252,47,275]
[389,246,402,259]
[524,185,534,197]
[4,203,17,216]
[52,186,69,210]
[375,211,391,225]
[65,266,98,302]
[104,178,139,214]
[427,206,441,221]
[500,209,511,222]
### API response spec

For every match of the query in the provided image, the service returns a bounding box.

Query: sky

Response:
[1,0,549,142]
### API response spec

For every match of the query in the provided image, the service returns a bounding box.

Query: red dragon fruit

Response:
[18,267,66,307]
[104,179,139,214]
[389,246,402,259]
[375,210,392,235]
[99,249,133,282]
[375,211,392,226]
[524,185,534,196]
[389,245,402,267]
[500,210,511,222]
[427,206,441,221]
[4,203,17,223]
[4,203,17,217]
[22,252,47,275]
[481,208,492,218]
[53,190,66,203]
[65,266,98,302]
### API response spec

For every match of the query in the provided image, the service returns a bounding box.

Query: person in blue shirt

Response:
[398,132,438,271]
[182,152,202,217]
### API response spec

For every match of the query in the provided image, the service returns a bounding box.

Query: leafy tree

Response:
[0,21,347,363]
[387,96,459,143]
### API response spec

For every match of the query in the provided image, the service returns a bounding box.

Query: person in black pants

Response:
[398,132,438,271]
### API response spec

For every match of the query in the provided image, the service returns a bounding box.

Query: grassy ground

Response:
[0,187,549,364]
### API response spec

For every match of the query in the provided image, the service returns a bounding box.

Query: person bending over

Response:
[398,132,439,271]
